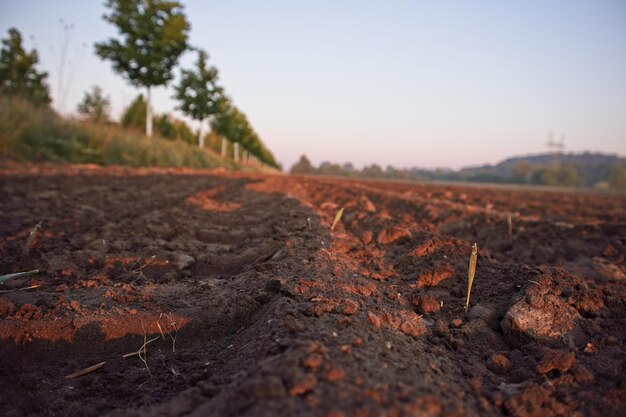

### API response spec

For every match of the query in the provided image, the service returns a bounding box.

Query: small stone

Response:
[486,354,510,375]
[468,304,499,330]
[129,309,138,315]
[306,341,326,354]
[451,318,463,328]
[289,374,317,396]
[342,299,359,315]
[325,366,346,382]
[302,353,323,370]
[55,284,69,292]
[605,335,618,346]
[353,337,364,347]
[400,320,427,337]
[361,231,373,244]
[412,294,441,313]
[368,311,381,328]
[176,253,195,270]
[69,300,82,313]
[340,345,352,354]
[338,317,352,326]
[360,196,376,213]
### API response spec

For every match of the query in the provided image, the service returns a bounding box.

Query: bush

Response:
[0,96,239,170]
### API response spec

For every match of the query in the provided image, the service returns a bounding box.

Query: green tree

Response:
[77,85,111,123]
[361,164,384,178]
[290,155,316,174]
[607,164,626,189]
[121,94,147,129]
[0,28,51,105]
[512,161,533,183]
[174,49,224,148]
[95,0,190,137]
[210,97,279,167]
[531,164,582,187]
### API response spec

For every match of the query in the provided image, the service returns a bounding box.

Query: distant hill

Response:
[462,152,625,175]
[291,151,626,189]
[458,152,626,186]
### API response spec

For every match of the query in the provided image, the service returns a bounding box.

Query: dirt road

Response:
[1,164,624,417]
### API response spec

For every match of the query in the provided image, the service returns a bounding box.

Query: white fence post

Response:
[234,142,239,162]
[221,137,227,157]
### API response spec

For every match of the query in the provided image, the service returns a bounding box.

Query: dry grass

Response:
[0,96,244,171]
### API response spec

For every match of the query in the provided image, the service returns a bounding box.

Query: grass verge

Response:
[0,97,245,171]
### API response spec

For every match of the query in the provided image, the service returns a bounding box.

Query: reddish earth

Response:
[0,163,625,417]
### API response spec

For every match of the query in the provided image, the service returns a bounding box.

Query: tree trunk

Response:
[146,86,153,137]
[198,119,205,148]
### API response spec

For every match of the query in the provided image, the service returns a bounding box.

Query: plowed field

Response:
[1,164,624,417]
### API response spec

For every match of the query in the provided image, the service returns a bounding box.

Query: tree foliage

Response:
[290,155,315,174]
[607,164,626,189]
[531,164,582,187]
[0,28,51,105]
[174,49,224,123]
[95,0,190,89]
[95,0,190,136]
[77,85,111,123]
[210,99,279,168]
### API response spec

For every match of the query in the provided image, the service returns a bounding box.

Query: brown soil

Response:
[1,163,624,417]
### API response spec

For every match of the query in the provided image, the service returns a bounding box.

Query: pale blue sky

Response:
[2,1,625,169]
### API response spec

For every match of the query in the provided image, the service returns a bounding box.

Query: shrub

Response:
[0,96,239,170]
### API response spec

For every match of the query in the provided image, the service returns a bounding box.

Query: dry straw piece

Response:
[0,269,39,284]
[507,214,513,238]
[465,243,478,312]
[24,221,43,253]
[331,208,344,231]
[65,361,106,379]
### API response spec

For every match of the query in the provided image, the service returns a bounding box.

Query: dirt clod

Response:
[536,349,576,374]
[486,354,510,375]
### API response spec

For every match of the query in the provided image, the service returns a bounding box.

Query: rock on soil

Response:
[176,253,195,270]
[467,304,498,330]
[501,270,593,348]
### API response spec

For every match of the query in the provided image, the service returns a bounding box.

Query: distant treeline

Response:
[291,153,626,189]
